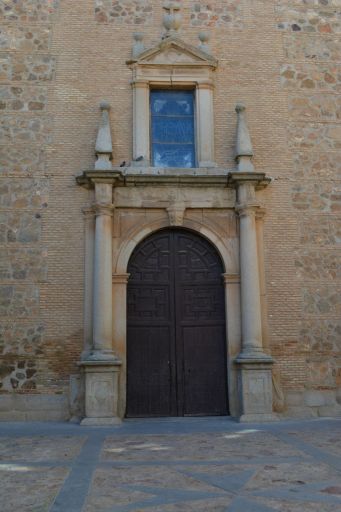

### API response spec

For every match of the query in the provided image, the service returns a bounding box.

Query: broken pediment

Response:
[128,37,217,68]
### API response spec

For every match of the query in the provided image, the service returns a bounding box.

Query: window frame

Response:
[129,40,217,169]
[149,87,198,168]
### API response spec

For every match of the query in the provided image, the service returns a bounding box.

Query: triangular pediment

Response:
[130,37,217,68]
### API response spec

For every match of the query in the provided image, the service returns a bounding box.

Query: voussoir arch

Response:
[114,216,238,274]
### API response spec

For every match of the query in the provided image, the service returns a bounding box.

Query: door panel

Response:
[127,228,228,417]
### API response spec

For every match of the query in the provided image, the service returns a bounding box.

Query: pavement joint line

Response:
[0,460,72,468]
[226,495,278,512]
[96,456,308,467]
[49,433,106,512]
[0,418,340,511]
[273,431,341,473]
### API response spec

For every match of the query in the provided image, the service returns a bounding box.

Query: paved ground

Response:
[0,417,341,511]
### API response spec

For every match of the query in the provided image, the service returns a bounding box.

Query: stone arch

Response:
[115,216,238,275]
[113,215,241,418]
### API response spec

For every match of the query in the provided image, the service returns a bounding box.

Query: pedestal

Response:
[236,358,277,422]
[79,360,122,426]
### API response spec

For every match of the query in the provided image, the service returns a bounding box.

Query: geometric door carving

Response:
[127,228,228,417]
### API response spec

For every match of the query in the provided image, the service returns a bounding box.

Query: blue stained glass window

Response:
[150,90,196,168]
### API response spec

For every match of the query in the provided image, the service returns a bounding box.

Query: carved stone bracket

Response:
[167,203,185,226]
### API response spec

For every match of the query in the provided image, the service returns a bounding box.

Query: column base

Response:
[79,359,122,426]
[80,416,122,426]
[86,350,119,362]
[238,413,278,423]
[236,356,274,421]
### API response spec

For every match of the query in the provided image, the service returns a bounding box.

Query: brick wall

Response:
[0,0,340,415]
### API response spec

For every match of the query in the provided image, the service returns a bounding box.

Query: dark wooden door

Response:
[127,229,228,417]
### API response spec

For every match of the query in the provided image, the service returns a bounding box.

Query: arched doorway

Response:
[126,228,228,417]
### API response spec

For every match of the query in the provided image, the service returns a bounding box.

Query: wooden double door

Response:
[127,228,228,417]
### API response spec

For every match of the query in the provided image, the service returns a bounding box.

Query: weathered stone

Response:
[276,0,341,5]
[304,389,325,407]
[306,357,339,388]
[284,390,304,406]
[276,6,341,33]
[0,145,45,174]
[190,1,242,28]
[0,247,48,282]
[0,54,56,81]
[292,152,341,180]
[0,211,41,243]
[288,122,341,150]
[281,63,341,92]
[292,182,341,212]
[299,215,341,245]
[0,86,48,112]
[0,0,60,23]
[300,319,341,352]
[284,34,341,61]
[288,94,341,121]
[0,25,51,51]
[295,250,341,279]
[95,0,153,25]
[303,286,341,315]
[0,178,49,208]
[0,357,38,392]
[0,285,39,318]
[0,116,52,144]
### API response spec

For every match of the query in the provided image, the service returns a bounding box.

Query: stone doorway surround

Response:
[76,101,275,424]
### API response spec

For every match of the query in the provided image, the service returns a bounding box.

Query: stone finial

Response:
[198,31,210,53]
[132,32,145,59]
[235,103,254,172]
[95,101,113,170]
[162,1,182,37]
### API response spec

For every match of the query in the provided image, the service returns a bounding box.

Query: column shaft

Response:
[82,207,95,359]
[92,205,113,357]
[238,207,264,356]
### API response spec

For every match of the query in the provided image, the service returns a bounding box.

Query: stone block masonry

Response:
[0,0,67,418]
[276,0,341,415]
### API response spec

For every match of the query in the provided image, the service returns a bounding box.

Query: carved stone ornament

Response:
[167,204,185,226]
[163,1,182,37]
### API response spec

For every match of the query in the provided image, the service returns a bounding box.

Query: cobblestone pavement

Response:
[0,417,340,511]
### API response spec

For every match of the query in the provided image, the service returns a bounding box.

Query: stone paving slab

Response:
[0,435,85,462]
[101,431,304,462]
[0,466,69,512]
[0,418,340,511]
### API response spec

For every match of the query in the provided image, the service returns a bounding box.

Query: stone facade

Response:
[0,0,340,421]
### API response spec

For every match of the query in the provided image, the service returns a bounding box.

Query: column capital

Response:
[228,172,271,190]
[255,207,266,220]
[222,273,240,284]
[112,273,130,284]
[196,80,214,90]
[235,203,260,218]
[94,204,114,217]
[131,79,149,88]
[82,206,96,218]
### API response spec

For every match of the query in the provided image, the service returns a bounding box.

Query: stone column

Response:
[81,207,95,360]
[256,208,270,351]
[91,196,114,360]
[237,202,267,359]
[229,103,275,421]
[132,80,149,165]
[196,82,215,167]
[112,273,130,418]
[222,273,241,418]
[232,178,275,422]
[80,182,121,426]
